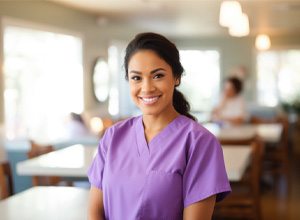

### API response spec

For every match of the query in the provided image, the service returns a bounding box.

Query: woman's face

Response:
[223,81,238,98]
[128,50,179,117]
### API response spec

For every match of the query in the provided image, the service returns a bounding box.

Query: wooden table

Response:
[17,144,97,177]
[0,186,89,220]
[255,123,283,143]
[17,144,251,182]
[203,123,283,143]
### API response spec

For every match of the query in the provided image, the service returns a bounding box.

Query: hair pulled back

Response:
[226,76,243,95]
[124,32,196,121]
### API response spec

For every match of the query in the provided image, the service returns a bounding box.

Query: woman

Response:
[88,33,231,220]
[211,76,248,126]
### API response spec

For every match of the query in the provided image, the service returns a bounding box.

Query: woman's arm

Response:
[88,186,105,220]
[222,116,244,125]
[183,195,216,220]
[211,96,228,121]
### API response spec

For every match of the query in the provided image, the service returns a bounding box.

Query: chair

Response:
[27,140,71,186]
[214,138,263,220]
[0,161,14,199]
[250,114,290,176]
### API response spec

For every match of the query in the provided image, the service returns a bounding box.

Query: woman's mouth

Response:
[139,95,161,105]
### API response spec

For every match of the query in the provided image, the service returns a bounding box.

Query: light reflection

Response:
[90,117,104,135]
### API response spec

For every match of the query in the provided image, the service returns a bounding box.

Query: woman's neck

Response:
[142,108,179,142]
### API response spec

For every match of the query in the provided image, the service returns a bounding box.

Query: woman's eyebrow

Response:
[129,68,166,75]
[129,70,142,75]
[150,68,166,74]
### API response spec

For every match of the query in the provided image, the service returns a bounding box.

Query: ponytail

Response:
[173,89,196,121]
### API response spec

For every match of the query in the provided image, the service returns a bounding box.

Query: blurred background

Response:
[0,0,299,220]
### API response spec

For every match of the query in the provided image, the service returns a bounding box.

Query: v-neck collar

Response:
[134,114,185,156]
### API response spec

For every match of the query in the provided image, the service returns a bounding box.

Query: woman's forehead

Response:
[128,50,171,71]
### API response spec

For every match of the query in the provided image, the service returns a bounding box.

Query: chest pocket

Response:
[141,170,183,220]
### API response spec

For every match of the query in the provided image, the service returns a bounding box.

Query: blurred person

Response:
[88,33,231,220]
[64,112,91,138]
[211,76,248,126]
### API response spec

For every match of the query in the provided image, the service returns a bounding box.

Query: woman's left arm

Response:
[183,195,216,220]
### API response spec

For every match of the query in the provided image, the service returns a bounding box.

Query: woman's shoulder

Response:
[106,116,140,134]
[178,115,216,139]
[179,116,221,153]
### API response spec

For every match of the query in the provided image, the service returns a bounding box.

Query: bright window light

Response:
[257,50,300,106]
[179,50,220,112]
[4,25,83,142]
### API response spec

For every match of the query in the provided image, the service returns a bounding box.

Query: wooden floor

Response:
[261,121,300,220]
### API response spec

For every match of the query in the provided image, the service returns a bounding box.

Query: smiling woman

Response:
[127,50,179,118]
[87,33,231,220]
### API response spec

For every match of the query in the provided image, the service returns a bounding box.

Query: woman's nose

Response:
[141,79,155,93]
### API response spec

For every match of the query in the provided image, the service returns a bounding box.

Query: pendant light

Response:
[255,34,271,50]
[229,13,250,37]
[219,1,243,27]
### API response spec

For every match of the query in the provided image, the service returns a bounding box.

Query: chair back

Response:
[0,161,14,199]
[27,141,60,186]
[250,114,289,175]
[215,138,263,220]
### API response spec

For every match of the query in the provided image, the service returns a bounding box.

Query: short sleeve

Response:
[87,128,111,189]
[183,131,231,207]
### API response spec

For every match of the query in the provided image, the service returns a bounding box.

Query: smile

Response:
[139,96,161,105]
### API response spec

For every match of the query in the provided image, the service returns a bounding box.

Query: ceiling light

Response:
[255,34,271,50]
[229,13,249,37]
[219,1,243,27]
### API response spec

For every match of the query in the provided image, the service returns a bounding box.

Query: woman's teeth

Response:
[141,96,160,105]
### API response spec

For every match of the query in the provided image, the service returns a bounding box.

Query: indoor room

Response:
[0,0,299,219]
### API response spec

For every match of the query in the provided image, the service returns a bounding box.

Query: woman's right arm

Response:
[88,186,105,220]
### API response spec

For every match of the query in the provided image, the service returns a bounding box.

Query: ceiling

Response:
[50,0,300,38]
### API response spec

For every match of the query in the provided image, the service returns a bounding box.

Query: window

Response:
[93,58,110,102]
[3,24,83,142]
[179,50,220,112]
[257,50,300,106]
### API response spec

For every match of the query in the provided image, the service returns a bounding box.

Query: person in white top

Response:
[211,77,248,126]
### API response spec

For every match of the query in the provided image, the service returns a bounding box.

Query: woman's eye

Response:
[131,76,141,81]
[154,73,164,79]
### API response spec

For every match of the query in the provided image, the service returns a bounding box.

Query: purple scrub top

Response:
[88,115,231,220]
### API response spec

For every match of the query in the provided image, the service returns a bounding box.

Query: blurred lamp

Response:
[219,1,243,27]
[255,34,271,50]
[90,117,104,135]
[229,13,250,37]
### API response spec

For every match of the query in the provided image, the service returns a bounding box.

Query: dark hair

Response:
[226,76,243,94]
[124,32,196,121]
[70,112,86,126]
